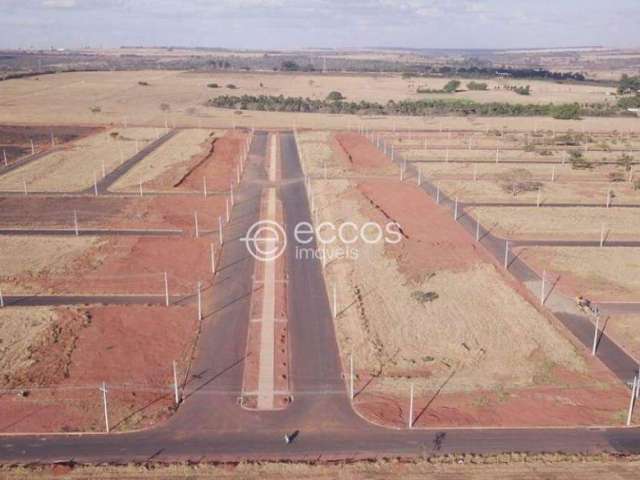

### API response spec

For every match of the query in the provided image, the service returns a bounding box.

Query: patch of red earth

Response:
[0,193,226,232]
[0,305,197,433]
[355,356,634,428]
[174,130,246,193]
[357,386,633,428]
[333,132,390,171]
[357,180,488,276]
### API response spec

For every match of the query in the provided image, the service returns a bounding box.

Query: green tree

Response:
[326,91,345,101]
[443,80,461,93]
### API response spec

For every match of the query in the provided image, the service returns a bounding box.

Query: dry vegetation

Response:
[516,247,640,300]
[0,128,156,192]
[0,70,638,132]
[112,128,218,190]
[0,307,63,382]
[469,206,640,240]
[0,236,104,293]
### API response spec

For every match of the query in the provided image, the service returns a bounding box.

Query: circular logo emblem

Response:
[241,220,287,262]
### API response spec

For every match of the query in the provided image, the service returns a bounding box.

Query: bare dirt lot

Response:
[0,304,197,433]
[297,130,631,427]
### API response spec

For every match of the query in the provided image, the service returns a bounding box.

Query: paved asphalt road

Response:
[0,132,639,464]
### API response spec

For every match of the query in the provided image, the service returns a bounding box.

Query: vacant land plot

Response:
[0,304,197,433]
[111,128,219,191]
[469,206,640,240]
[431,179,640,205]
[0,125,101,165]
[515,247,640,301]
[605,315,640,362]
[0,128,156,192]
[0,236,104,293]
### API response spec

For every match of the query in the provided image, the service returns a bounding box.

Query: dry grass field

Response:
[515,247,640,301]
[111,128,218,191]
[433,179,640,205]
[0,307,63,382]
[469,206,640,240]
[0,70,638,132]
[0,128,156,192]
[606,315,640,362]
[0,236,104,293]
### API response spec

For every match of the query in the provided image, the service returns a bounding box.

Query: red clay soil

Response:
[0,305,197,433]
[173,130,246,193]
[0,194,226,231]
[334,132,390,171]
[355,354,637,428]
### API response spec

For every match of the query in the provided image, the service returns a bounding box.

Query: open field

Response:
[469,206,640,240]
[0,128,156,192]
[298,130,630,427]
[1,71,640,133]
[515,247,640,301]
[111,128,219,191]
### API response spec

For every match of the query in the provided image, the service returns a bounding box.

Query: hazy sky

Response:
[1,0,638,50]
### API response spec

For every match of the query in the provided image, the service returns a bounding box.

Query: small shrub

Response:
[412,291,439,304]
[498,168,543,197]
[569,151,593,170]
[443,80,461,93]
[466,81,488,91]
[326,91,345,101]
